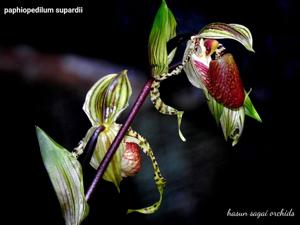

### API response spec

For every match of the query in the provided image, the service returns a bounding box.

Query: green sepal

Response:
[199,23,255,52]
[149,0,177,77]
[36,127,89,225]
[83,70,132,127]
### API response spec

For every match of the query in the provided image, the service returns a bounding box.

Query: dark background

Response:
[1,0,299,225]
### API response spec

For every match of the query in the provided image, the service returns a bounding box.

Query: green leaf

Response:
[244,91,262,122]
[220,106,245,146]
[36,127,89,225]
[149,0,177,77]
[83,70,132,126]
[89,123,124,192]
[198,23,255,52]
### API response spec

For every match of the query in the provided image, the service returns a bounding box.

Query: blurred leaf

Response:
[149,0,177,77]
[83,70,132,126]
[89,123,124,192]
[36,127,89,225]
[199,23,254,52]
[244,91,262,122]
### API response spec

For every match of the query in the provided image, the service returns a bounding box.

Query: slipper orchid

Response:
[183,23,261,145]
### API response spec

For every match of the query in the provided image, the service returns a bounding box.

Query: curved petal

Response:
[126,129,166,214]
[150,80,186,141]
[83,70,132,126]
[198,23,254,52]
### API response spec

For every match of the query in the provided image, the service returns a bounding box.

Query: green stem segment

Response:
[85,78,154,201]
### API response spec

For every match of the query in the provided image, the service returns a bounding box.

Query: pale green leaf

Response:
[149,0,177,77]
[220,107,245,146]
[83,70,132,126]
[89,123,124,192]
[244,91,262,122]
[36,127,89,225]
[198,23,254,52]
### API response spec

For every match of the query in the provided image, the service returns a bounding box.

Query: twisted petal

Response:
[126,129,166,214]
[83,70,132,126]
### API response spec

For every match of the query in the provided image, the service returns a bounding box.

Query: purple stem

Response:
[85,78,154,201]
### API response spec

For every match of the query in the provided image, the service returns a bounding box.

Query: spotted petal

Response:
[126,129,166,214]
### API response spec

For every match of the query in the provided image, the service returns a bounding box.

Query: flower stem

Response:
[85,78,154,201]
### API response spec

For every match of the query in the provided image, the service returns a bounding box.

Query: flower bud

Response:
[121,142,142,177]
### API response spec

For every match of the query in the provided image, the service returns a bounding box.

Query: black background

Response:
[1,0,299,225]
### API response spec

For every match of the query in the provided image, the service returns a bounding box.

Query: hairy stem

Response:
[85,78,154,201]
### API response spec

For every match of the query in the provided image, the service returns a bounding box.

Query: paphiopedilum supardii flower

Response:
[75,70,166,214]
[148,2,261,145]
[183,23,262,145]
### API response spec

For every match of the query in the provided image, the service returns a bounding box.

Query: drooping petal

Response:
[220,106,245,146]
[150,80,186,141]
[198,23,254,52]
[126,129,166,214]
[244,91,262,122]
[83,70,132,126]
[89,123,124,192]
[36,127,89,225]
[149,0,177,78]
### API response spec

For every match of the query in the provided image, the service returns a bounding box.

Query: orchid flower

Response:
[182,23,262,145]
[148,0,261,145]
[74,70,166,214]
